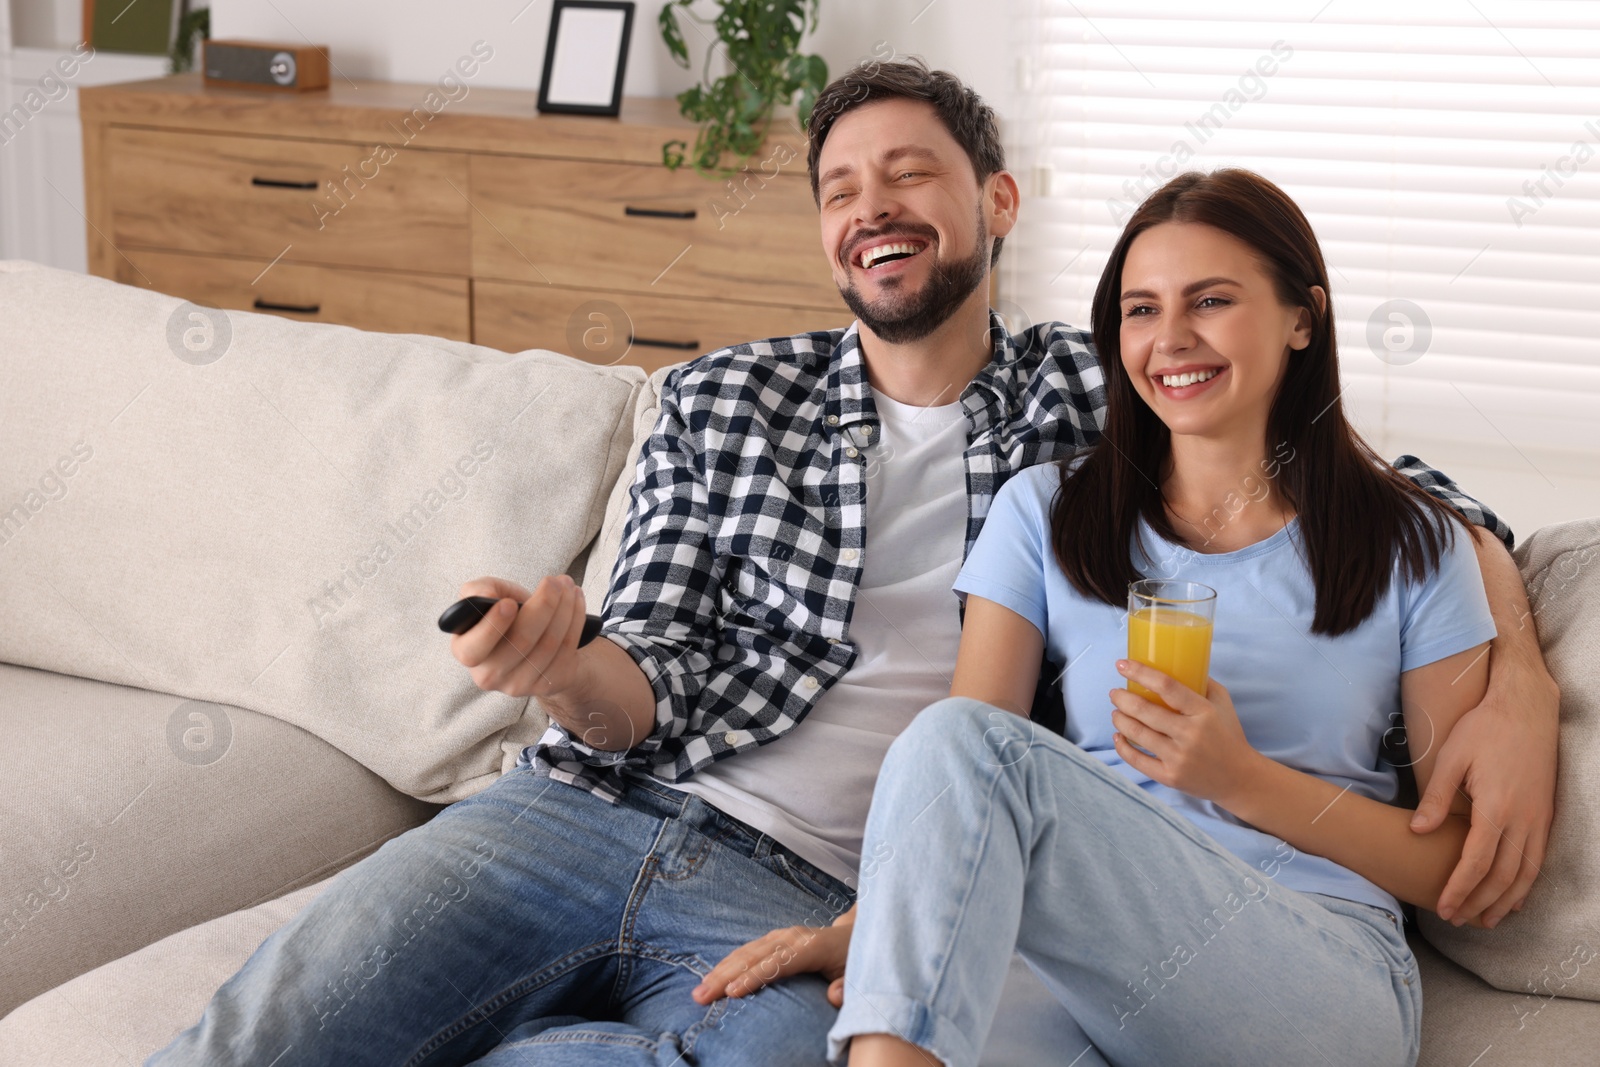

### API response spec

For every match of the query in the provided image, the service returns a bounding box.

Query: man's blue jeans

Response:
[148,765,856,1065]
[828,698,1424,1067]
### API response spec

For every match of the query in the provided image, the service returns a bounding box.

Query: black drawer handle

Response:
[254,298,321,314]
[251,176,319,190]
[628,334,700,350]
[624,206,696,220]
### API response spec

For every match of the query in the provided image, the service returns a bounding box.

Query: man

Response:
[153,60,1557,1065]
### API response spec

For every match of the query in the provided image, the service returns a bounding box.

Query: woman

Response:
[694,173,1491,1067]
[696,169,1497,1066]
[825,168,1497,1067]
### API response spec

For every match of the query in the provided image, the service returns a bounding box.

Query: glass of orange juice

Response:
[1127,580,1217,709]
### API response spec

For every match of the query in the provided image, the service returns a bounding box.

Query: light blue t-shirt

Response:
[953,461,1498,918]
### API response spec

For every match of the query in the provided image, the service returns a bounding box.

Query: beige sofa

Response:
[1,260,1596,1065]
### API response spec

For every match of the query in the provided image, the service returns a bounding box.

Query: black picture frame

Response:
[536,1,635,117]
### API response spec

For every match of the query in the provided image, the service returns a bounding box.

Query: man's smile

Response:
[857,239,929,270]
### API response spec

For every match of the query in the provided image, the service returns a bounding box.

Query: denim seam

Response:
[1271,892,1413,977]
[770,852,854,909]
[1302,897,1414,970]
[501,1028,660,1050]
[612,819,741,1006]
[921,742,1008,1026]
[651,823,737,883]
[407,940,622,1065]
[670,957,734,1057]
[612,811,678,1005]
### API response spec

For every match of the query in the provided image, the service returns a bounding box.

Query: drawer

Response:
[469,156,845,311]
[107,128,471,273]
[473,280,848,373]
[116,249,471,341]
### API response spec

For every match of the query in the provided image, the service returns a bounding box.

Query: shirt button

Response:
[826,637,840,645]
[862,426,874,436]
[803,676,820,690]
[826,414,840,426]
[843,548,859,562]
[845,447,859,458]
[722,730,747,746]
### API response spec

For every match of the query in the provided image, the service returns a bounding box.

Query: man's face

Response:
[814,98,998,344]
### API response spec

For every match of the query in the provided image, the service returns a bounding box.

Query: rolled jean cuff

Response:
[826,991,976,1067]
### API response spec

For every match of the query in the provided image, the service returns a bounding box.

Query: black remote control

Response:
[438,595,602,647]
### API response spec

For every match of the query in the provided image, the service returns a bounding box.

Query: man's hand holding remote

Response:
[449,575,657,752]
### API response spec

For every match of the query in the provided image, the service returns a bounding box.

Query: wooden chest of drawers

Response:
[79,75,848,371]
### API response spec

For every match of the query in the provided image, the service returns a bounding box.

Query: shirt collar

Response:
[823,311,1026,437]
[823,322,877,434]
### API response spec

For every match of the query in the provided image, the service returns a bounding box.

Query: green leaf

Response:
[658,4,690,68]
[663,139,688,171]
[807,54,828,89]
[797,87,817,128]
[677,84,706,122]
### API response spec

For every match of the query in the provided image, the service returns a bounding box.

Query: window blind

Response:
[1002,0,1600,475]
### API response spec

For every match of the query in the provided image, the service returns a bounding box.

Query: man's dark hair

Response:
[806,57,1007,267]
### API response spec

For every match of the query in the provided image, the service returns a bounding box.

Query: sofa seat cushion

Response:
[0,260,645,803]
[1411,932,1600,1065]
[0,878,334,1063]
[0,663,439,1019]
[1418,518,1600,998]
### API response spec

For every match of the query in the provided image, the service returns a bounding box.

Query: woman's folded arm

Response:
[1216,641,1489,923]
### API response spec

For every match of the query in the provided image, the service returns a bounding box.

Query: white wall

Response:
[7,0,76,51]
[2,0,169,269]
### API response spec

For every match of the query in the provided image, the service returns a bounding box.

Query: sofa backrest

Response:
[1419,517,1600,1000]
[0,260,645,802]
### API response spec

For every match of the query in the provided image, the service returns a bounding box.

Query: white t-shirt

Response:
[663,390,970,886]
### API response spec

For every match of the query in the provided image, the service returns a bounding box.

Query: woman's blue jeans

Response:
[148,766,856,1065]
[827,698,1423,1067]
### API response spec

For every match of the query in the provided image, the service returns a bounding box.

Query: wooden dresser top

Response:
[80,73,807,167]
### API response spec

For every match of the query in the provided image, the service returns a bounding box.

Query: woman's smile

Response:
[1152,364,1228,400]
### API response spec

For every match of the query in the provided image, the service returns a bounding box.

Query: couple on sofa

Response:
[151,60,1559,1066]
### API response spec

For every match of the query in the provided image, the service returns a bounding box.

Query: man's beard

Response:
[840,214,989,345]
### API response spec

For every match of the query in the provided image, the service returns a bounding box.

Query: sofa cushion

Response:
[0,260,645,802]
[577,363,681,612]
[1411,933,1600,1065]
[490,362,681,774]
[0,877,334,1061]
[484,364,682,774]
[1418,517,1600,999]
[0,663,439,1019]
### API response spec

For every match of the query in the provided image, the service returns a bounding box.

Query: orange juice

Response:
[1127,606,1213,708]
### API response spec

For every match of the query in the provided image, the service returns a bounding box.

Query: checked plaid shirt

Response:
[523,313,1513,802]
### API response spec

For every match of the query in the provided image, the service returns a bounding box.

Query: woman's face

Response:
[1118,221,1319,444]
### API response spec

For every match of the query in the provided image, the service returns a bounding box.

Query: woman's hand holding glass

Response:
[1110,659,1263,808]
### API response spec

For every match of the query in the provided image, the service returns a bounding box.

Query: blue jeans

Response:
[827,698,1423,1067]
[149,766,856,1065]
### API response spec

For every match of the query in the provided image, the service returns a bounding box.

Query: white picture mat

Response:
[545,7,626,106]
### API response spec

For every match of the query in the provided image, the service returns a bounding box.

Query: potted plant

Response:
[659,0,828,176]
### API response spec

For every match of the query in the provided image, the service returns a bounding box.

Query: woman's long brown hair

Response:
[1051,169,1470,636]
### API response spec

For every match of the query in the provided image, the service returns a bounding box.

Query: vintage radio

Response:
[202,40,330,92]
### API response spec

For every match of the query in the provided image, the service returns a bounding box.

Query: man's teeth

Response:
[860,242,923,268]
[1160,368,1221,388]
